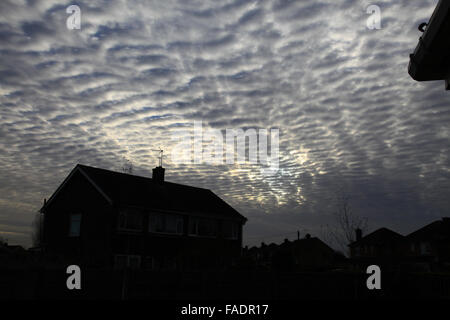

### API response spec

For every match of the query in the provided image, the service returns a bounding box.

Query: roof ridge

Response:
[77,163,211,191]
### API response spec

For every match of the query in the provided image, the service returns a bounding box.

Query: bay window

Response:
[149,213,184,234]
[118,209,143,231]
[189,217,217,237]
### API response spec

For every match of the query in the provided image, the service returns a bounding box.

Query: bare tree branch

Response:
[321,193,368,256]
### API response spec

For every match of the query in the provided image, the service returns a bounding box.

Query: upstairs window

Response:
[420,241,432,255]
[223,221,239,239]
[114,255,141,269]
[128,255,141,269]
[118,209,143,231]
[189,217,217,237]
[143,256,155,270]
[68,213,81,237]
[149,213,184,234]
[114,255,127,269]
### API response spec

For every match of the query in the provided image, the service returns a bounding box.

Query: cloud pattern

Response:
[0,0,449,248]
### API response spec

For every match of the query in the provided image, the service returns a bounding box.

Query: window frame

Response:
[148,213,184,235]
[188,217,218,238]
[128,255,141,269]
[118,209,144,232]
[68,213,82,237]
[420,241,432,255]
[143,256,155,270]
[223,220,239,240]
[114,254,141,269]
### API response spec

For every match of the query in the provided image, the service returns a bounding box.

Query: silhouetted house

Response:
[408,0,450,90]
[404,218,450,271]
[245,235,335,271]
[264,242,284,270]
[0,244,27,268]
[288,236,335,270]
[245,242,278,270]
[40,164,247,270]
[349,228,406,267]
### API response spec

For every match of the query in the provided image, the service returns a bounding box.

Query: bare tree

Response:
[321,193,368,256]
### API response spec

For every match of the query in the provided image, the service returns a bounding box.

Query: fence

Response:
[1,268,450,299]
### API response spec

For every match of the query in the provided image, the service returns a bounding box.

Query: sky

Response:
[0,0,449,250]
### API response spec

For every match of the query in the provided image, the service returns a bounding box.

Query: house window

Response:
[128,255,141,269]
[68,213,81,237]
[144,256,155,270]
[118,209,143,231]
[149,213,184,234]
[114,255,128,269]
[114,255,141,269]
[223,221,239,239]
[189,217,217,237]
[420,242,431,255]
[162,256,177,270]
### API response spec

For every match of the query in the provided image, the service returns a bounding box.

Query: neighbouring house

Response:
[40,164,247,270]
[348,228,406,269]
[348,219,450,272]
[0,243,28,268]
[408,0,450,90]
[404,218,450,271]
[246,242,278,270]
[244,235,336,271]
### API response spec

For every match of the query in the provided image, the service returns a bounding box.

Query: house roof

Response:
[287,237,335,254]
[406,218,450,241]
[41,164,247,222]
[254,237,334,254]
[349,228,404,248]
[408,0,450,89]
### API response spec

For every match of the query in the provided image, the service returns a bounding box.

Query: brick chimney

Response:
[355,228,362,242]
[152,166,165,184]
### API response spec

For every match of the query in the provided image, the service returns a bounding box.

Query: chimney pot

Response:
[152,166,165,184]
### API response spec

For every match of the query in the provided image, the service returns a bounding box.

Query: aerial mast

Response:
[152,148,165,167]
